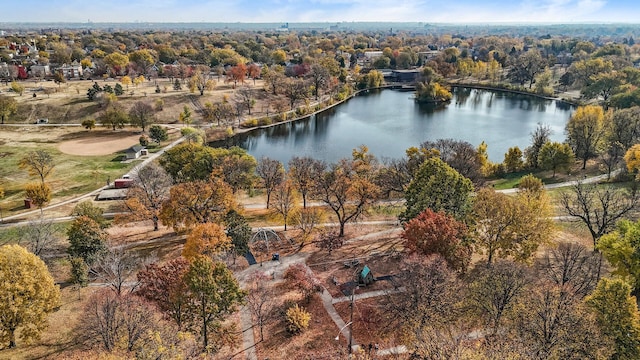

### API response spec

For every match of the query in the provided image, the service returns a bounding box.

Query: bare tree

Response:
[270,180,296,231]
[383,256,466,358]
[375,157,411,197]
[128,101,155,132]
[536,242,602,298]
[309,63,330,100]
[466,260,531,337]
[314,228,344,255]
[80,289,159,352]
[95,247,138,295]
[121,163,172,231]
[246,272,278,342]
[256,157,284,209]
[524,122,552,169]
[234,86,255,116]
[19,150,55,185]
[212,102,235,127]
[22,216,62,257]
[293,207,323,245]
[515,281,610,359]
[288,156,325,209]
[560,181,639,248]
[313,159,380,237]
[283,78,309,110]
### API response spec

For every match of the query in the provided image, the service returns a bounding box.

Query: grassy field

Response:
[0,127,139,219]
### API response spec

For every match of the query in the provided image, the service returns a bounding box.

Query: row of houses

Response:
[0,61,83,79]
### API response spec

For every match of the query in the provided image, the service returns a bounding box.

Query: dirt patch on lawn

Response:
[58,130,141,156]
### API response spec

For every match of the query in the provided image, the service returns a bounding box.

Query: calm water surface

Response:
[214,88,574,163]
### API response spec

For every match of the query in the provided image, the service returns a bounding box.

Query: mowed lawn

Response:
[0,133,136,217]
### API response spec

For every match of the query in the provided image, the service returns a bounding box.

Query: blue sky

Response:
[0,0,638,23]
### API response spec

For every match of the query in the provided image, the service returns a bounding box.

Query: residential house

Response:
[58,62,83,79]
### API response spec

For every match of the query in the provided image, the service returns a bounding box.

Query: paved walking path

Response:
[331,288,405,304]
[235,252,310,360]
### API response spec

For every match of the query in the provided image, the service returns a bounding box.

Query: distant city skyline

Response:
[0,0,638,24]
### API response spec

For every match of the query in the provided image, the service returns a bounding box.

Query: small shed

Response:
[358,265,374,286]
[125,145,146,160]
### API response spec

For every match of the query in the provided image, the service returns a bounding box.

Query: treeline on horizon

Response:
[2,22,640,38]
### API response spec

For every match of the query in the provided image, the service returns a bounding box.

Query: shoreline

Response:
[222,82,577,141]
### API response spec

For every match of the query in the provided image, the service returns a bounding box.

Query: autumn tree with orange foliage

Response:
[182,223,231,260]
[137,257,192,330]
[402,208,471,272]
[226,63,247,88]
[160,172,236,232]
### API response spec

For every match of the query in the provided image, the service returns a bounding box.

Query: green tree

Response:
[583,71,626,109]
[224,210,251,262]
[184,256,246,351]
[508,49,546,88]
[598,219,640,296]
[81,119,96,130]
[149,125,169,144]
[309,63,330,100]
[179,105,192,125]
[538,141,574,177]
[99,105,129,131]
[566,105,607,169]
[67,215,108,266]
[0,245,60,349]
[586,278,640,360]
[400,157,473,222]
[0,94,17,124]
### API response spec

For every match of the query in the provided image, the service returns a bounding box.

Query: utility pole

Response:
[348,286,355,355]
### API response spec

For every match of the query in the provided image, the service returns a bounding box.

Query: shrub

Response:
[283,263,321,301]
[139,135,150,147]
[258,117,272,126]
[285,304,310,334]
[81,119,96,130]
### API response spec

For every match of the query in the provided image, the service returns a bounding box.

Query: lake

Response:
[213,87,574,164]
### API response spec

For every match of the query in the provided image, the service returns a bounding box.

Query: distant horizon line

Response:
[1,21,639,25]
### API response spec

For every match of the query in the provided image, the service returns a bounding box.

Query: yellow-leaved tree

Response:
[0,244,61,348]
[182,223,232,261]
[624,143,640,180]
[565,105,607,169]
